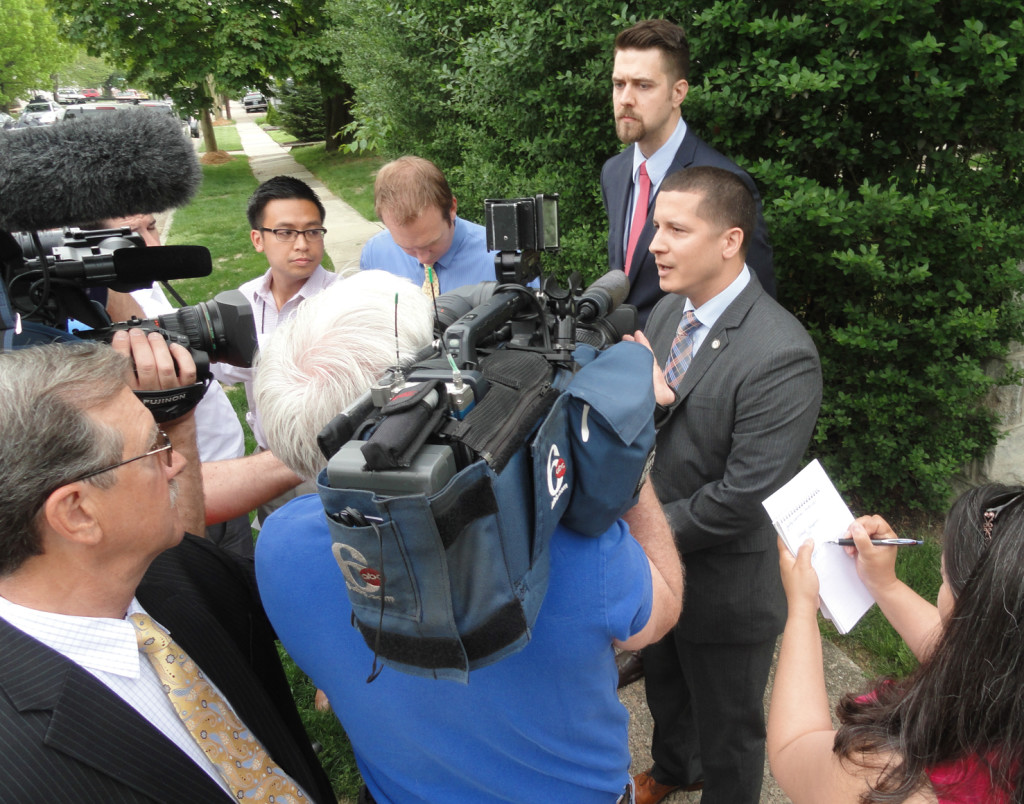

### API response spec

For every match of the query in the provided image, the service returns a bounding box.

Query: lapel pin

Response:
[711,339,721,349]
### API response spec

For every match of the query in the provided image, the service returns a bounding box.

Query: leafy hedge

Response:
[276,82,327,142]
[332,0,1024,512]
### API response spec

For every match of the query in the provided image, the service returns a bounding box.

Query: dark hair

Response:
[246,175,326,229]
[0,343,129,575]
[833,483,1024,802]
[614,19,690,82]
[660,166,755,258]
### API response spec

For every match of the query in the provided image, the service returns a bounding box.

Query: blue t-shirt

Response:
[256,494,652,804]
[359,216,497,292]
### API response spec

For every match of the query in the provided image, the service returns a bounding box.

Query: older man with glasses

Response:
[0,333,335,802]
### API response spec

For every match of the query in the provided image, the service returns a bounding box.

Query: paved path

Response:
[233,117,382,277]
[227,116,869,804]
[620,638,866,802]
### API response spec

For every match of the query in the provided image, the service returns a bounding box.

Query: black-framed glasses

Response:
[258,227,328,242]
[982,490,1024,539]
[66,429,174,485]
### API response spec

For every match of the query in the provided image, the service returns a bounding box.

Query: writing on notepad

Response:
[762,460,874,634]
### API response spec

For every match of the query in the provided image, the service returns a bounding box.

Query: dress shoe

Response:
[633,769,704,803]
[616,649,644,689]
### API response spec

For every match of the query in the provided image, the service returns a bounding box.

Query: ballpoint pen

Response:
[826,538,923,547]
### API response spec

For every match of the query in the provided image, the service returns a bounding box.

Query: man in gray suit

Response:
[624,166,821,804]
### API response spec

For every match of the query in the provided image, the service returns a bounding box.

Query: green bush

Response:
[276,82,326,142]
[333,0,1024,512]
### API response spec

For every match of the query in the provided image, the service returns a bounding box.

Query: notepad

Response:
[762,459,875,634]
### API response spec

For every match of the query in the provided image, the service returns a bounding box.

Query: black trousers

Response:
[644,631,776,804]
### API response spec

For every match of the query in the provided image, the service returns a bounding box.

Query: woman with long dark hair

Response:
[768,484,1024,803]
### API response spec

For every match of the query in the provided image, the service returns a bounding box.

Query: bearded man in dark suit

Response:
[602,18,775,328]
[0,333,333,804]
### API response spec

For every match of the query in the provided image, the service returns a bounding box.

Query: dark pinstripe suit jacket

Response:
[646,275,821,644]
[601,130,776,327]
[0,535,335,804]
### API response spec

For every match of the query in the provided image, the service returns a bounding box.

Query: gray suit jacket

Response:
[647,275,821,643]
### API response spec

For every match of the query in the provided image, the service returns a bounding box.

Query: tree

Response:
[336,0,1024,511]
[56,0,353,152]
[54,51,119,96]
[0,0,73,108]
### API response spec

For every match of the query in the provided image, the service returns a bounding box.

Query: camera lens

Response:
[156,290,257,367]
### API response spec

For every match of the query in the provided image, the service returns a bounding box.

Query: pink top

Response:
[853,692,1010,802]
[928,756,1008,803]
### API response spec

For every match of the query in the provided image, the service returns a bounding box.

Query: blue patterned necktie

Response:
[129,613,306,802]
[663,310,701,390]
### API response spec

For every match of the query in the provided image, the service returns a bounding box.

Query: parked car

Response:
[0,111,16,129]
[81,88,101,99]
[62,102,123,121]
[63,101,191,138]
[20,100,65,125]
[57,87,84,104]
[243,92,268,113]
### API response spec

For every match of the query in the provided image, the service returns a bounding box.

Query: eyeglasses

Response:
[982,490,1024,539]
[66,429,174,484]
[258,227,328,243]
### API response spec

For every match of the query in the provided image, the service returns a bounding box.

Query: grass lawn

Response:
[289,144,382,221]
[266,127,299,145]
[197,120,243,153]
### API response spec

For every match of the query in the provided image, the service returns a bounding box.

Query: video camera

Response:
[318,193,636,492]
[2,226,257,377]
[314,193,655,682]
[0,110,258,380]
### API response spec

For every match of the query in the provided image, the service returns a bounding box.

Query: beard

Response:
[615,113,646,145]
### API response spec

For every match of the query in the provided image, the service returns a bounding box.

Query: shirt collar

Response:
[0,596,156,679]
[632,117,688,191]
[435,216,465,270]
[687,265,751,331]
[249,264,328,307]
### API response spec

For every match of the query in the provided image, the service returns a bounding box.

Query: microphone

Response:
[0,110,202,232]
[40,245,213,292]
[577,270,630,323]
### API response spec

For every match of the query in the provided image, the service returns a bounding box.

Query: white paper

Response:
[762,459,875,634]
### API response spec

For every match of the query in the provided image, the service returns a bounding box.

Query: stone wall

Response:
[963,342,1024,487]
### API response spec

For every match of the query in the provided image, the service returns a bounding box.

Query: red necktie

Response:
[624,161,651,276]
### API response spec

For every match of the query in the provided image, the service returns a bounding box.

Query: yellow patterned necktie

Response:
[129,613,306,802]
[421,263,440,297]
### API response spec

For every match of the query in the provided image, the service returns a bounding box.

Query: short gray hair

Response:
[255,270,435,481]
[0,342,129,575]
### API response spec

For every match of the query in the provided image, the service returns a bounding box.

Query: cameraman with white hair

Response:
[254,269,684,804]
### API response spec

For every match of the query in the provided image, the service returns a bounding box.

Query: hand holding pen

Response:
[834,517,910,595]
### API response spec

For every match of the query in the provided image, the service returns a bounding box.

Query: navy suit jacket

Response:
[645,276,820,644]
[601,129,775,327]
[0,535,335,804]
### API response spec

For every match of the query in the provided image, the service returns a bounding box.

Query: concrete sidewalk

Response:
[229,116,869,804]
[233,117,382,277]
[620,638,866,803]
